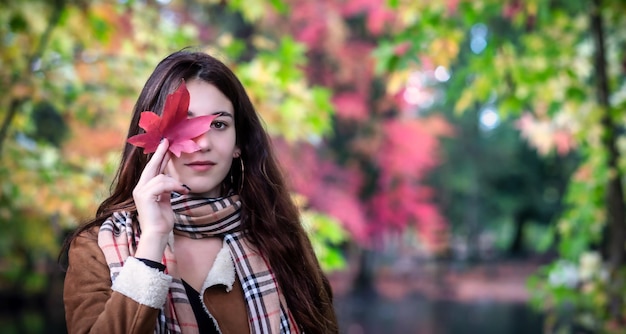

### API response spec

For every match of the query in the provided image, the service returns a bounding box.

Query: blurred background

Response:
[1,0,625,333]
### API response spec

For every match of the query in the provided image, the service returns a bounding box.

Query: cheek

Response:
[164,160,177,177]
[228,135,239,155]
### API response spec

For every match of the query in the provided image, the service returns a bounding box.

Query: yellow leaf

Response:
[386,69,411,95]
[454,89,475,115]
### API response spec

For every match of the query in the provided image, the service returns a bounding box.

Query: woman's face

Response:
[165,79,240,197]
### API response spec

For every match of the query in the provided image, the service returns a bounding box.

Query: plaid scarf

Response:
[98,194,300,334]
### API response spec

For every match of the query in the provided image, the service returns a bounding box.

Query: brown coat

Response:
[63,227,250,334]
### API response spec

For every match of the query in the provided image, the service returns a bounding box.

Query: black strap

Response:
[135,258,166,272]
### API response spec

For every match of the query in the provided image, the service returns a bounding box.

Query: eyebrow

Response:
[187,110,233,118]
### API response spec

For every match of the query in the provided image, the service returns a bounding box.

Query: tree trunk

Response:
[591,0,626,322]
[352,247,376,294]
[508,208,531,257]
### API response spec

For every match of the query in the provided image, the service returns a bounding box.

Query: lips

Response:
[185,160,215,172]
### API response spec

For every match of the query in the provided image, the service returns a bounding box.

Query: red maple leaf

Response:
[127,81,216,157]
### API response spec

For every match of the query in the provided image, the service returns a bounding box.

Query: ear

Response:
[233,147,241,158]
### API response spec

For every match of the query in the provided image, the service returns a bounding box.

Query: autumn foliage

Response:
[259,0,452,252]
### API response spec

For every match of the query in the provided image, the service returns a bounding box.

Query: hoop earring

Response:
[239,158,245,194]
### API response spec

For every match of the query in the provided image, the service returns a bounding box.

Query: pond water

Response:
[335,290,543,334]
[0,284,543,333]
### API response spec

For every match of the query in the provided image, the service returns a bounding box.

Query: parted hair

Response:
[62,50,338,333]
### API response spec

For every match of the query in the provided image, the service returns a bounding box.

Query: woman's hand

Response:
[133,139,189,261]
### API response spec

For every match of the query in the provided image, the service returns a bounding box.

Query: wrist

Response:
[135,232,169,262]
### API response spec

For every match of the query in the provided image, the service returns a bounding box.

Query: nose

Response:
[193,131,212,151]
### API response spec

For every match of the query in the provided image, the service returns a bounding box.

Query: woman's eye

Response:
[212,121,226,129]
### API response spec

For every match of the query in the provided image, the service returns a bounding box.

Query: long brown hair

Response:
[62,50,337,333]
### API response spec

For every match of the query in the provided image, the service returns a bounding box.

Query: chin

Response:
[189,186,222,198]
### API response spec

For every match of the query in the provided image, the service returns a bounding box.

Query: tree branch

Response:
[0,0,66,155]
[591,0,626,322]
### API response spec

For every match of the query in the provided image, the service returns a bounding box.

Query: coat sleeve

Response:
[63,229,172,334]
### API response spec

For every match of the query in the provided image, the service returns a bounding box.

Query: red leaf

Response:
[366,4,395,35]
[138,111,161,131]
[393,42,411,56]
[127,81,216,157]
[160,79,190,132]
[447,0,460,15]
[377,119,441,180]
[332,92,368,121]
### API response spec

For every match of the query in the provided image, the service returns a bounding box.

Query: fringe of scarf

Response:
[97,194,299,334]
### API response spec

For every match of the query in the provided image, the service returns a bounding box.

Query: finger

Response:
[158,150,171,175]
[148,138,170,175]
[137,139,169,186]
[140,174,189,201]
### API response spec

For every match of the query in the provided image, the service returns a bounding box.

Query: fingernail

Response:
[171,191,182,198]
[182,184,191,191]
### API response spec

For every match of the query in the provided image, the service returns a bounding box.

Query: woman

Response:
[62,50,338,333]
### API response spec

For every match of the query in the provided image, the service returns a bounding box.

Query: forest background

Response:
[1,0,625,333]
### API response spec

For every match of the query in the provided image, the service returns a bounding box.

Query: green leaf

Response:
[372,41,397,74]
[268,0,288,14]
[9,13,28,32]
